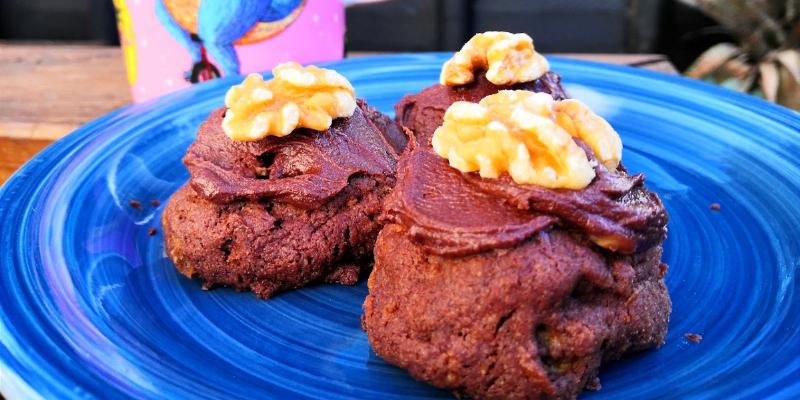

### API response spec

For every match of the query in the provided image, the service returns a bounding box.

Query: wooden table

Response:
[0,43,677,185]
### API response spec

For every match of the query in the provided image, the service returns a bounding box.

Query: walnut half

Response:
[432,90,622,190]
[440,31,550,87]
[222,62,356,141]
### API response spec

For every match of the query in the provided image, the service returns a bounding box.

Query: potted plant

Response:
[684,0,800,110]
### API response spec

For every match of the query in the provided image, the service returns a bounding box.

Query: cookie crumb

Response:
[710,203,721,211]
[151,199,161,207]
[147,227,158,236]
[586,376,602,391]
[128,200,142,209]
[658,262,669,278]
[685,333,703,344]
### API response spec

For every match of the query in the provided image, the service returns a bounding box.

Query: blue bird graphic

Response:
[156,0,306,83]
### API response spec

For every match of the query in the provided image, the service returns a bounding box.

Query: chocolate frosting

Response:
[185,100,406,208]
[388,72,667,256]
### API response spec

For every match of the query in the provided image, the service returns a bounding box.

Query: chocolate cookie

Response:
[365,226,669,399]
[162,100,406,298]
[362,71,670,399]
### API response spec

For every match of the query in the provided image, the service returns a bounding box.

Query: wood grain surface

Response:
[0,44,132,141]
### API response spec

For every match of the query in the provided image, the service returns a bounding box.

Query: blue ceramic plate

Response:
[1,54,799,399]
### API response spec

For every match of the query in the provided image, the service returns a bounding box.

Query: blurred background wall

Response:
[0,0,118,42]
[0,0,733,71]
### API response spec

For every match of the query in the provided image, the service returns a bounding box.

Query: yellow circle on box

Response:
[161,0,306,45]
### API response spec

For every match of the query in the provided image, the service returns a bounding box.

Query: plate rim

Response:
[2,52,800,399]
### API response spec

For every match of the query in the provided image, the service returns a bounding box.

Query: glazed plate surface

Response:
[1,54,799,399]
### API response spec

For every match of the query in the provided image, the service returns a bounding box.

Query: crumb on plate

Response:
[685,333,703,344]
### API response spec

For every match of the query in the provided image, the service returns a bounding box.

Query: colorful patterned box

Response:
[113,0,345,102]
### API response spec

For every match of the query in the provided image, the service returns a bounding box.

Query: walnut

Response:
[432,90,623,189]
[222,62,356,141]
[554,99,622,170]
[440,31,550,87]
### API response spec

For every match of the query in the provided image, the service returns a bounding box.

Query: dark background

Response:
[0,0,731,71]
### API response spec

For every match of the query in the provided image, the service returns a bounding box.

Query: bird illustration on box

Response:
[156,0,306,83]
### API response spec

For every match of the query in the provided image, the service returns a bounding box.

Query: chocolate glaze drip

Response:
[185,100,405,208]
[387,72,667,256]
